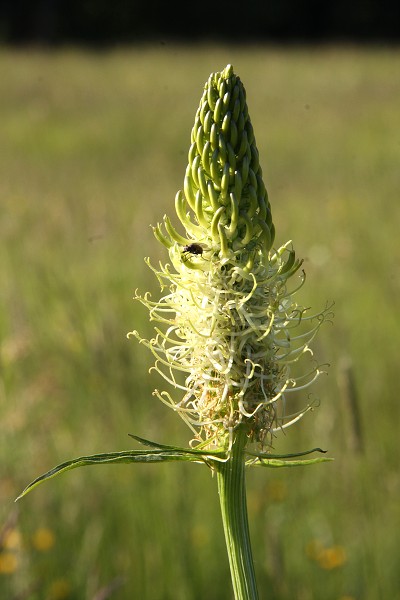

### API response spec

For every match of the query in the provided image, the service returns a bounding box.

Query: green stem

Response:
[216,429,259,600]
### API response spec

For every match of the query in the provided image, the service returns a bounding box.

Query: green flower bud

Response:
[129,65,332,451]
[156,64,274,266]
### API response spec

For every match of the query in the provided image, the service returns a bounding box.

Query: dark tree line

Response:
[1,0,399,44]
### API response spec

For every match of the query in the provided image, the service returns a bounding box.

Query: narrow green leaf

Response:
[245,447,328,460]
[16,439,229,501]
[128,434,177,449]
[16,447,216,501]
[247,457,334,468]
[128,434,227,460]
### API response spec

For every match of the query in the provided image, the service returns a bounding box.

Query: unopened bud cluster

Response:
[129,65,330,450]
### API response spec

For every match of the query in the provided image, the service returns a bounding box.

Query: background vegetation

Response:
[1,44,399,600]
[1,0,399,44]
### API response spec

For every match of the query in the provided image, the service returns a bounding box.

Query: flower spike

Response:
[129,65,331,451]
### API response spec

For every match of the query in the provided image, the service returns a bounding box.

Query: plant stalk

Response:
[216,429,259,600]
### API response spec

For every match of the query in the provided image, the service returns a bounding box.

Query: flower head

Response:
[129,65,331,450]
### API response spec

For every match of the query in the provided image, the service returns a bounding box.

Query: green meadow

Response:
[1,45,399,599]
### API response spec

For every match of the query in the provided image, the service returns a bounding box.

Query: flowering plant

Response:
[18,64,333,600]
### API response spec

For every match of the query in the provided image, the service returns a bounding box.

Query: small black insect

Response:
[182,243,204,260]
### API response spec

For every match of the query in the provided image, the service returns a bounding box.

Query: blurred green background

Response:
[1,45,399,600]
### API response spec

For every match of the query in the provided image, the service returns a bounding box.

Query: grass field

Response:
[1,44,400,600]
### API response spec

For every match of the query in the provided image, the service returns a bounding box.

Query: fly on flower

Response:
[182,243,205,260]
